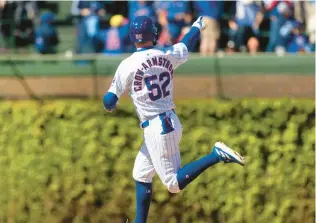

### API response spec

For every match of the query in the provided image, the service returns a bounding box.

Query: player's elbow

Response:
[103,92,118,110]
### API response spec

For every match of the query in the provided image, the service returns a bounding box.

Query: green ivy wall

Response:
[0,99,314,223]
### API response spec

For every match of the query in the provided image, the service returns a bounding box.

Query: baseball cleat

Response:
[213,141,245,166]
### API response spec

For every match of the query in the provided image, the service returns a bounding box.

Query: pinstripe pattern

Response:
[109,43,188,193]
[133,143,156,183]
[133,110,183,193]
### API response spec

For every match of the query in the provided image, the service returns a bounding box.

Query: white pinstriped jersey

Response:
[108,43,189,122]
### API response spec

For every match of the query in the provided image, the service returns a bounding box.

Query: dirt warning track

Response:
[0,74,314,99]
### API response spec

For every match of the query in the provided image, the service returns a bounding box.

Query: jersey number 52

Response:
[145,72,171,101]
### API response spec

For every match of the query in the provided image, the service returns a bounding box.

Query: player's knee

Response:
[164,175,181,193]
[167,186,181,194]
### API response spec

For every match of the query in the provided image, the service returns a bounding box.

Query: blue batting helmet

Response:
[129,16,158,45]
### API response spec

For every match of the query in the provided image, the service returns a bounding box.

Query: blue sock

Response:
[177,149,220,190]
[134,181,152,223]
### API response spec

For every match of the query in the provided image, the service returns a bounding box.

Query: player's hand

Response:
[103,92,118,113]
[104,107,115,112]
[104,103,117,113]
[192,16,206,31]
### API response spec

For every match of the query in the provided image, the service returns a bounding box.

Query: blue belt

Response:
[141,109,175,134]
[141,120,150,128]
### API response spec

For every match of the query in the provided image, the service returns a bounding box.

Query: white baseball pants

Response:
[132,110,182,193]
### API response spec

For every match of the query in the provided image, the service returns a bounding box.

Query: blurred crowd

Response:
[0,0,315,56]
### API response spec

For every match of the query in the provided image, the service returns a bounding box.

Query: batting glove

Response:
[192,16,206,31]
[103,92,118,112]
[104,106,115,112]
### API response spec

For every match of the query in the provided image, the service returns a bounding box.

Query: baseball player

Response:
[103,16,245,223]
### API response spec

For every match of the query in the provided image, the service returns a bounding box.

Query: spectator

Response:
[35,11,59,54]
[0,0,15,51]
[73,0,105,54]
[193,1,223,55]
[247,37,260,54]
[284,21,311,54]
[128,0,156,23]
[264,0,294,52]
[307,14,316,52]
[13,1,37,52]
[228,0,264,53]
[293,0,316,51]
[277,14,297,48]
[96,14,129,55]
[155,0,192,45]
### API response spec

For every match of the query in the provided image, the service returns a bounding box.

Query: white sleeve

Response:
[165,42,189,69]
[108,61,134,98]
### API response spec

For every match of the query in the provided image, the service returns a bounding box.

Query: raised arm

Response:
[164,16,206,69]
[180,16,206,51]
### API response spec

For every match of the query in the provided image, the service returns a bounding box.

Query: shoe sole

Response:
[215,142,245,166]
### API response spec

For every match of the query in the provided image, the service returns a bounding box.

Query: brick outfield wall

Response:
[0,75,314,99]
